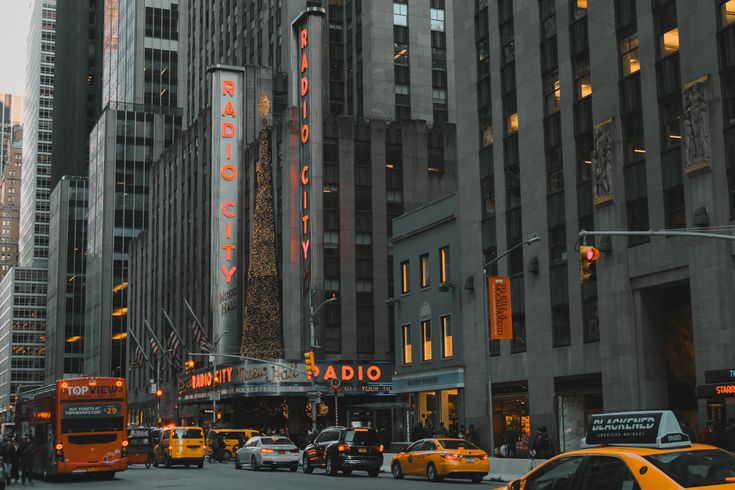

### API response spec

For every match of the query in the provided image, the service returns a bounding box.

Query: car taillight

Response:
[480,454,488,461]
[261,448,274,454]
[306,448,316,455]
[337,444,350,452]
[377,444,384,453]
[441,453,461,460]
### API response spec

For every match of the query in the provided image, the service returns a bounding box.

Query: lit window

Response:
[401,260,410,294]
[441,315,453,358]
[482,126,494,146]
[620,34,640,76]
[661,27,679,55]
[506,112,519,134]
[722,0,735,27]
[401,324,412,364]
[421,320,432,361]
[420,254,430,288]
[439,246,450,283]
[578,74,592,98]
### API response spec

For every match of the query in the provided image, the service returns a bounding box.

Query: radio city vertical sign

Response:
[210,66,245,354]
[291,7,325,305]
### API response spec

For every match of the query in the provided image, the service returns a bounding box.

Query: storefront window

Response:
[493,395,530,456]
[408,388,461,438]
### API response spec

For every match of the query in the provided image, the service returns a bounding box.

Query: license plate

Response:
[278,451,285,455]
[466,458,475,463]
[358,448,367,453]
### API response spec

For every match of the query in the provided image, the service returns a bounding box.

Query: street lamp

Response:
[307,293,338,430]
[211,330,229,427]
[481,233,541,453]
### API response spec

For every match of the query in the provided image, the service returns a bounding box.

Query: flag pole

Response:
[128,326,153,369]
[162,307,188,356]
[183,297,206,334]
[144,318,170,360]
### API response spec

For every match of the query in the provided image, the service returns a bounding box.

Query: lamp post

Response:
[211,331,229,427]
[308,292,338,430]
[481,233,541,453]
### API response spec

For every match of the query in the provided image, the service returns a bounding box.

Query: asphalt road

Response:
[20,460,507,489]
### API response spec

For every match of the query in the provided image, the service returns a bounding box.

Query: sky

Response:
[0,0,32,95]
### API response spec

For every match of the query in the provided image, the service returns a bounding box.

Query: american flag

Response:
[130,345,146,369]
[192,321,213,353]
[150,337,162,360]
[167,330,183,370]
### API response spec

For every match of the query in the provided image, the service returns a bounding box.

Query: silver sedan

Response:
[234,436,301,471]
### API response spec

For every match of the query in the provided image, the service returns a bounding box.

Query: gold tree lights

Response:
[240,96,284,359]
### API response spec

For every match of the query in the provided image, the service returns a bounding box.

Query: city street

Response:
[21,462,506,489]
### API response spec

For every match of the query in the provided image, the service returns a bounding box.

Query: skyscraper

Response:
[0,125,22,282]
[0,94,23,175]
[20,0,56,267]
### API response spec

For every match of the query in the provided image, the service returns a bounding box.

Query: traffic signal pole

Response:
[579,228,735,241]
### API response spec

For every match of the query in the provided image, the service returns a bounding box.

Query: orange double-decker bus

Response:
[15,377,128,479]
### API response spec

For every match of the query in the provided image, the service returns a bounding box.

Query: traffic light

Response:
[304,351,316,375]
[579,245,600,283]
[184,359,195,374]
[155,388,164,399]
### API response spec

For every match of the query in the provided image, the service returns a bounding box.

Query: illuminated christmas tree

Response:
[241,96,283,359]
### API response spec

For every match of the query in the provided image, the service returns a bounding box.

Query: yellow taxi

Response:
[153,426,206,468]
[206,429,261,460]
[391,438,489,483]
[506,410,735,490]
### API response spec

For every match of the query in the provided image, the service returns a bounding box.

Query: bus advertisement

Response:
[15,377,128,479]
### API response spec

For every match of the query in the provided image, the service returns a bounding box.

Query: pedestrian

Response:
[529,427,542,458]
[467,424,480,447]
[210,435,221,463]
[215,434,226,463]
[503,425,518,458]
[458,424,466,440]
[725,418,735,451]
[710,422,728,449]
[19,437,32,486]
[680,420,696,443]
[438,422,449,438]
[0,456,7,490]
[534,427,555,459]
[700,420,714,445]
[1,439,13,486]
[7,439,18,485]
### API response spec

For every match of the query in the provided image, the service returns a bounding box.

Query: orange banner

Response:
[488,276,513,340]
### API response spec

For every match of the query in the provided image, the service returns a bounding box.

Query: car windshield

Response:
[261,437,292,446]
[438,439,479,450]
[174,429,203,439]
[221,432,246,440]
[644,449,735,487]
[344,430,380,446]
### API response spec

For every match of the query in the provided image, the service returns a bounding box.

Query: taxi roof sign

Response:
[583,410,691,449]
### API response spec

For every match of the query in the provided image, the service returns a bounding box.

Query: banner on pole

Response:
[488,276,513,340]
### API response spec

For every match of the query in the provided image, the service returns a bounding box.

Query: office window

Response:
[660,27,679,55]
[506,112,519,134]
[393,1,407,26]
[401,260,410,293]
[620,33,640,76]
[441,315,453,358]
[571,0,587,19]
[439,246,450,283]
[421,319,432,361]
[401,324,412,364]
[420,254,430,288]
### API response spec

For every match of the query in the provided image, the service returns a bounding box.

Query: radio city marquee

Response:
[178,361,393,401]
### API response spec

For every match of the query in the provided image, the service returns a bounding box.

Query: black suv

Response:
[302,426,383,477]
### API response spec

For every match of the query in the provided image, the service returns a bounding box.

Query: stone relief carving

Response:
[682,77,710,170]
[592,120,614,203]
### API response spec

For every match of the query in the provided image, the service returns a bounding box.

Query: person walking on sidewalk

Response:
[19,437,33,486]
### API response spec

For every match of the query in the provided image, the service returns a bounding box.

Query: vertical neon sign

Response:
[300,27,311,265]
[210,66,244,355]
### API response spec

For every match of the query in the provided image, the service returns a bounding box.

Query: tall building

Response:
[50,0,104,187]
[125,0,458,429]
[46,177,88,382]
[446,0,735,453]
[0,125,23,281]
[0,267,47,413]
[20,0,56,267]
[0,95,23,174]
[83,0,182,378]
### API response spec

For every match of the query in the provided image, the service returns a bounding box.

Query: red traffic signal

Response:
[579,245,600,283]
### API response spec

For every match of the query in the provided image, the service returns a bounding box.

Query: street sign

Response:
[704,369,735,383]
[210,393,220,402]
[306,391,321,397]
[696,382,735,398]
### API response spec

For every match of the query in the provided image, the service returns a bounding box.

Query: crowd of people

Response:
[410,422,481,446]
[691,418,735,450]
[0,435,35,487]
